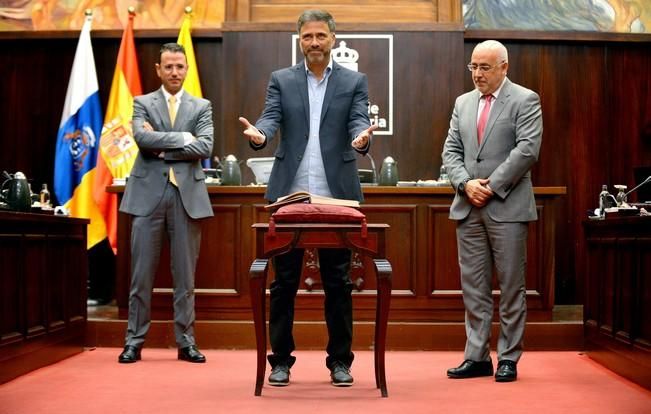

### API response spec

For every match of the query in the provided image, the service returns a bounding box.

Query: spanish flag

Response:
[53,13,106,249]
[94,9,142,254]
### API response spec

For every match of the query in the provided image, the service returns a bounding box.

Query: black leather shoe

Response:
[118,345,141,363]
[447,360,493,378]
[495,360,517,382]
[330,362,354,387]
[268,364,290,386]
[178,345,206,363]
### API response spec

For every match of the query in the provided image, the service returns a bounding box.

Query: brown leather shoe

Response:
[118,345,141,363]
[495,360,517,382]
[447,359,493,378]
[178,345,206,363]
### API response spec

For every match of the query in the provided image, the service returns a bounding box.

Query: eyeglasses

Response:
[467,61,505,73]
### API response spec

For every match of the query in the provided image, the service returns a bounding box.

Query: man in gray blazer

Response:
[118,43,214,364]
[239,10,375,387]
[442,40,542,382]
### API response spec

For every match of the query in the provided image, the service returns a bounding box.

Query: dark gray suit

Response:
[120,88,214,349]
[251,61,370,370]
[442,78,542,363]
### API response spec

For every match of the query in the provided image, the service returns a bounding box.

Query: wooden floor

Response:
[86,304,584,351]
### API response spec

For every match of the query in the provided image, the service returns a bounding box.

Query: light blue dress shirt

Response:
[288,60,334,197]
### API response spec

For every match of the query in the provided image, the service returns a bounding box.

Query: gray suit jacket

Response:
[252,61,371,202]
[120,88,214,219]
[442,78,542,222]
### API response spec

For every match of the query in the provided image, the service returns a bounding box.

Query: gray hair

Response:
[297,10,336,33]
[474,40,508,63]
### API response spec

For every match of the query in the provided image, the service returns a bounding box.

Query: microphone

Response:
[625,175,651,198]
[366,153,378,184]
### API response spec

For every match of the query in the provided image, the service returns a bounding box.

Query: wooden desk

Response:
[107,185,566,350]
[0,211,88,384]
[583,216,651,390]
[249,222,391,397]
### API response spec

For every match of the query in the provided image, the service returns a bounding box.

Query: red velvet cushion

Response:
[271,203,365,223]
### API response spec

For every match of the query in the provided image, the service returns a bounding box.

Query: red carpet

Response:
[1,349,650,414]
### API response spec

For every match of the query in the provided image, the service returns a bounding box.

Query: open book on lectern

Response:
[264,191,360,211]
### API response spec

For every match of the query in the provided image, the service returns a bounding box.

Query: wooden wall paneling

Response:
[615,239,635,341]
[221,31,287,176]
[196,205,242,290]
[47,240,66,332]
[0,213,88,385]
[0,236,22,346]
[225,0,252,22]
[526,204,553,314]
[532,43,575,306]
[1,38,73,201]
[548,44,608,305]
[606,43,651,197]
[436,0,463,23]
[584,218,651,390]
[24,236,47,339]
[427,203,461,298]
[639,245,651,345]
[362,204,418,294]
[194,37,223,159]
[370,31,465,183]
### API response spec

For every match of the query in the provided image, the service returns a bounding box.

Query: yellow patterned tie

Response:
[168,95,177,125]
[168,95,178,186]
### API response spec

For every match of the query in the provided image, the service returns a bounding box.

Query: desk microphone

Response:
[625,175,651,198]
[366,153,378,184]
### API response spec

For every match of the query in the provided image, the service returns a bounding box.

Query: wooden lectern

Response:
[249,219,392,397]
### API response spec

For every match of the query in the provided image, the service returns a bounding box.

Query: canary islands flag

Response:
[54,14,106,249]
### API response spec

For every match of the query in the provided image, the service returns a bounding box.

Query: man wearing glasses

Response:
[442,40,543,382]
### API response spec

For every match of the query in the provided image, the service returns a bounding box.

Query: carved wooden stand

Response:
[249,222,392,397]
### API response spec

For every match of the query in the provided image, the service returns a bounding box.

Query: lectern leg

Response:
[374,259,392,398]
[249,259,269,396]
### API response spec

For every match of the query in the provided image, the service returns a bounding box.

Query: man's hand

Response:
[465,178,493,207]
[352,124,378,149]
[141,121,167,157]
[238,117,265,145]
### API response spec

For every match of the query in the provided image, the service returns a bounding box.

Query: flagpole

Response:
[94,6,143,253]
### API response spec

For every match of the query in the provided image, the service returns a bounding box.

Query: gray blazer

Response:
[120,88,214,219]
[252,61,371,202]
[442,78,543,222]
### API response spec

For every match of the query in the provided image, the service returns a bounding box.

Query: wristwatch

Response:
[458,178,471,195]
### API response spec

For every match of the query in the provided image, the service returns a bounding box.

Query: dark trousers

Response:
[267,247,354,370]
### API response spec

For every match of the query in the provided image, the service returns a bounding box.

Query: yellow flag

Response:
[177,11,203,98]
